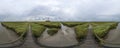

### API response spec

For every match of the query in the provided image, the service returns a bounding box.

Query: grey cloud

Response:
[0,0,120,21]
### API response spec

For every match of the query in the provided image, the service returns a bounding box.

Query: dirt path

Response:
[15,24,41,48]
[74,25,101,48]
[104,23,120,47]
[0,23,22,48]
[38,24,78,47]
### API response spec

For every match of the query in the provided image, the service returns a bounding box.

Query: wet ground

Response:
[15,24,41,48]
[74,25,101,48]
[104,23,120,47]
[0,23,120,48]
[38,24,78,47]
[0,23,22,48]
[0,23,19,43]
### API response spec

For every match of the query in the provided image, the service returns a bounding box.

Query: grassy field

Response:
[91,22,118,41]
[47,28,59,36]
[64,22,118,41]
[1,22,118,42]
[1,22,27,36]
[91,22,118,44]
[32,22,88,38]
[33,22,60,36]
[62,22,85,27]
[75,23,89,41]
[34,22,61,28]
[31,23,46,37]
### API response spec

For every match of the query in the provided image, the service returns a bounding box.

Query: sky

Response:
[0,0,120,21]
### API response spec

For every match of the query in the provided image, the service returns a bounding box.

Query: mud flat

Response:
[38,24,78,47]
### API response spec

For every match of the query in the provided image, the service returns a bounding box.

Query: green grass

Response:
[92,22,118,38]
[35,22,61,28]
[31,23,46,37]
[32,22,59,36]
[1,22,27,36]
[75,23,89,40]
[92,22,118,43]
[2,22,118,41]
[94,25,111,38]
[47,28,59,36]
[62,22,85,27]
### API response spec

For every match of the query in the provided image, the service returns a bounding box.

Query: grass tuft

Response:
[1,22,27,36]
[47,28,59,36]
[31,23,46,37]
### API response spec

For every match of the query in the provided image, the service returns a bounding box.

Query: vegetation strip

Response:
[75,23,88,41]
[1,22,27,36]
[31,23,46,37]
[47,28,59,36]
[34,22,61,28]
[33,22,61,36]
[0,22,27,44]
[1,22,119,46]
[0,28,26,45]
[94,31,120,45]
[62,22,85,27]
[91,22,117,38]
[92,22,120,45]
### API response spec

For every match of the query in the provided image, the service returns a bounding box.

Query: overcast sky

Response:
[0,0,120,21]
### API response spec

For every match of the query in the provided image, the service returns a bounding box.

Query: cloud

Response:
[0,0,120,21]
